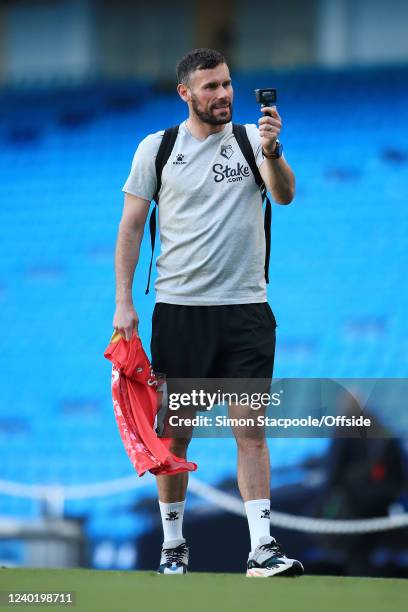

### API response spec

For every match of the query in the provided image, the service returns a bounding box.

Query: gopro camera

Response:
[255,88,277,116]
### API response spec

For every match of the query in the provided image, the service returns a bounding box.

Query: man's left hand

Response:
[258,107,282,155]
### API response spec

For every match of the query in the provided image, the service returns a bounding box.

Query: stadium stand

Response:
[0,66,407,568]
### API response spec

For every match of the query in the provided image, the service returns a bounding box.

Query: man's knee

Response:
[236,435,267,452]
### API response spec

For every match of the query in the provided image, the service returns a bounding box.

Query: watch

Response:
[262,139,283,159]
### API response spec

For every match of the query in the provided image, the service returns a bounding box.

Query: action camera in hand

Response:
[254,88,277,116]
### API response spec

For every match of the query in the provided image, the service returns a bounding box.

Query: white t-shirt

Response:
[123,120,267,306]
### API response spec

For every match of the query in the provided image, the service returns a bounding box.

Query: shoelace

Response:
[163,543,187,564]
[260,540,284,557]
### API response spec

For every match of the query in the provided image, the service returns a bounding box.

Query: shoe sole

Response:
[247,561,304,577]
[157,567,187,575]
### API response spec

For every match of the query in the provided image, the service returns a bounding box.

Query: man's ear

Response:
[177,83,190,103]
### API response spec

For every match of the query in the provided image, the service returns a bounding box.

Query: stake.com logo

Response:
[212,162,250,183]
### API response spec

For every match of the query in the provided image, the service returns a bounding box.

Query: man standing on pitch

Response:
[113,48,304,577]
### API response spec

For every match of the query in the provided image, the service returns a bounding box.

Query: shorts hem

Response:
[154,293,267,306]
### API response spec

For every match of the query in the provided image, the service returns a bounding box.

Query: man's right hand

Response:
[113,302,139,340]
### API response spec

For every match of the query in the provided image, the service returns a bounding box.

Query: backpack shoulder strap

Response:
[232,124,265,193]
[154,125,179,203]
[145,126,179,294]
[233,123,271,284]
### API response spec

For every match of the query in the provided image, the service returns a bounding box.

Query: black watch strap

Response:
[263,139,283,159]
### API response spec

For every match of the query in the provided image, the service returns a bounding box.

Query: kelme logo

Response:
[173,153,187,165]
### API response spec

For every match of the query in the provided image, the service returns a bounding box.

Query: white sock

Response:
[244,498,271,553]
[159,500,185,543]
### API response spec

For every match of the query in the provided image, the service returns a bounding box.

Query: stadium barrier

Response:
[1,476,408,534]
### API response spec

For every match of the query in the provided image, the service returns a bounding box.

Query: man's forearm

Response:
[115,222,143,304]
[261,157,295,205]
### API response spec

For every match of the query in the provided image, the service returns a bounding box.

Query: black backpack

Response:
[145,123,271,294]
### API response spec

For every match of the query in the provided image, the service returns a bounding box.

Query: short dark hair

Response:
[176,48,226,85]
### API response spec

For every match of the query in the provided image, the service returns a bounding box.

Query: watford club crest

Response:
[221,144,234,159]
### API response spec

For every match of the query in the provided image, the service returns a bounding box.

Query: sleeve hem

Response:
[122,188,153,203]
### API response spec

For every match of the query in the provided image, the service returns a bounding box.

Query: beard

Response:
[191,93,232,125]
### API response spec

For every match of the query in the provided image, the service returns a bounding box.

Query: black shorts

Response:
[150,302,277,380]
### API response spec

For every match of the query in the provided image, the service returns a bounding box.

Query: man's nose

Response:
[217,87,230,99]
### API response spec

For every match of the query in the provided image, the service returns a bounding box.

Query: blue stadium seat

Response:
[1,66,407,543]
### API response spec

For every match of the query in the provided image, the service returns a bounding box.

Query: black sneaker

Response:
[157,539,189,575]
[246,536,304,577]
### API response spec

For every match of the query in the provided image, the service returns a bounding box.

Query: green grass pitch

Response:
[1,568,407,612]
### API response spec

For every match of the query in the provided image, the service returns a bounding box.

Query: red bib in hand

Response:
[104,332,197,477]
